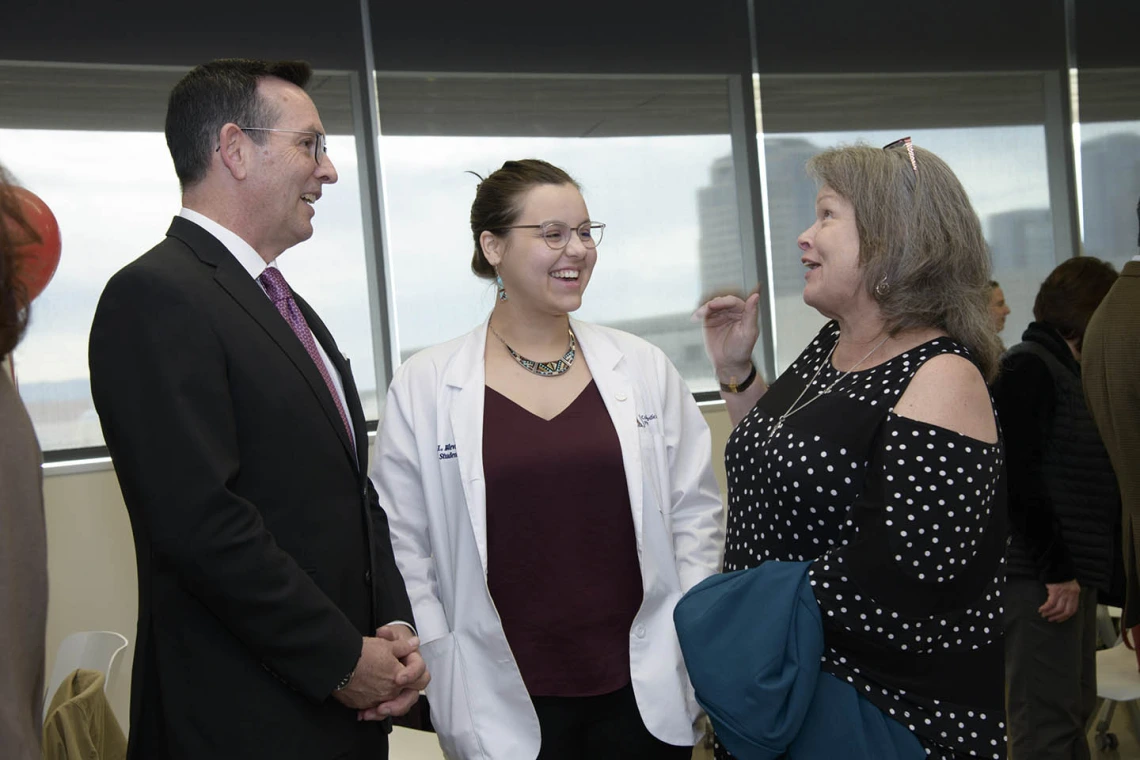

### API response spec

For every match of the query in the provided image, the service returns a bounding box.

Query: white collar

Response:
[179,207,278,279]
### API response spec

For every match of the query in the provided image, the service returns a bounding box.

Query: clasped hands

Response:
[332,624,431,720]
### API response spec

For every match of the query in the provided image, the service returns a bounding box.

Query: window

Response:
[7,128,182,451]
[375,74,748,392]
[3,66,375,451]
[1076,69,1140,271]
[758,73,1060,368]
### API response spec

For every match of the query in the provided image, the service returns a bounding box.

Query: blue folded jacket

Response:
[674,560,924,760]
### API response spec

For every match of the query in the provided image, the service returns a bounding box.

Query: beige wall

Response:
[43,466,137,730]
[41,403,732,736]
[701,402,733,498]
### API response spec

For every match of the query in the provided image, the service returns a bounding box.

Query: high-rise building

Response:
[1080,132,1140,265]
[762,138,821,296]
[697,155,744,298]
[696,139,820,297]
[694,139,828,372]
[761,138,828,370]
[987,207,1053,273]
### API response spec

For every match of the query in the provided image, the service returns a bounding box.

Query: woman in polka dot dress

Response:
[696,141,1007,759]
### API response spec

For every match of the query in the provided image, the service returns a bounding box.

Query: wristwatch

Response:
[335,667,355,691]
[719,362,758,394]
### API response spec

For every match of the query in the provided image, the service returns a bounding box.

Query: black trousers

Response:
[330,719,390,760]
[532,682,693,760]
[1005,577,1098,760]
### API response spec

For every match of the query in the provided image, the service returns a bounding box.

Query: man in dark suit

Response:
[88,58,427,760]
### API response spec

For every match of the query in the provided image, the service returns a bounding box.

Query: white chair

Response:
[43,631,129,722]
[1090,607,1140,751]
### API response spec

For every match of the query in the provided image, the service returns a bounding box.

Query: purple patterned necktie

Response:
[258,267,355,453]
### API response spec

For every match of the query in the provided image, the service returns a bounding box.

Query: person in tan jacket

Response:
[1083,198,1140,629]
[0,165,49,759]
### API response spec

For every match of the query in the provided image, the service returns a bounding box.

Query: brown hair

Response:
[468,159,580,279]
[1033,256,1118,352]
[0,166,37,357]
[165,58,313,190]
[806,144,1002,381]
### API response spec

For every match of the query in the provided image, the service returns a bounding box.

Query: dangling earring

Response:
[495,272,507,301]
[874,276,889,297]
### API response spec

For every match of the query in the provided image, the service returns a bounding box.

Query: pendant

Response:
[767,418,784,441]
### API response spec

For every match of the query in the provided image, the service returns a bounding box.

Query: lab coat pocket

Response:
[421,632,481,759]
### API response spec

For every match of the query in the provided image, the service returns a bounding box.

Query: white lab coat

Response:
[370,318,724,759]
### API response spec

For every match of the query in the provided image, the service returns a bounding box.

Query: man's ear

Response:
[480,230,505,268]
[216,123,249,180]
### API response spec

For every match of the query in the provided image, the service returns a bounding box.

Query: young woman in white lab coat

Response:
[368,159,724,759]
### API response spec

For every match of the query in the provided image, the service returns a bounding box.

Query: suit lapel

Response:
[168,218,358,468]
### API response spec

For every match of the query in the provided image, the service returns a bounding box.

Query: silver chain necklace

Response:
[488,322,576,377]
[767,335,890,441]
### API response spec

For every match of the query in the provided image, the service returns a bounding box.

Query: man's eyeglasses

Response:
[501,221,606,250]
[883,136,918,176]
[237,127,327,166]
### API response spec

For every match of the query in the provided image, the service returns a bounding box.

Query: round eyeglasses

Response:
[500,221,606,250]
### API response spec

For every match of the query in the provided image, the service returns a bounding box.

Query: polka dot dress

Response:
[715,322,1007,760]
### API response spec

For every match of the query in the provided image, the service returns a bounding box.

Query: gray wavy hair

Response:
[806,143,1001,381]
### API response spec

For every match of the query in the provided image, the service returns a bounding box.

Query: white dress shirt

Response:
[178,208,354,443]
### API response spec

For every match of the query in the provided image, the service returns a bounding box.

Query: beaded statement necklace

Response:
[488,323,576,377]
[767,335,889,441]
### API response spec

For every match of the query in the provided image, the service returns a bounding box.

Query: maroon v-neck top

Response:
[483,380,644,697]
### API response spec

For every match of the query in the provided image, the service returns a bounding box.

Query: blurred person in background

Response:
[989,280,1011,334]
[1083,199,1140,637]
[990,280,1011,350]
[0,163,48,759]
[994,256,1120,760]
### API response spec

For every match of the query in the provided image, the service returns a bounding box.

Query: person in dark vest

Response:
[994,255,1120,760]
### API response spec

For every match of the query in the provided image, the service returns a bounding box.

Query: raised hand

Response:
[694,291,761,383]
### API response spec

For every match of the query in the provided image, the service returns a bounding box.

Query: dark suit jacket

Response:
[88,216,413,759]
[1084,260,1140,626]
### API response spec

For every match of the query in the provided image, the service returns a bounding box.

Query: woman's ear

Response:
[480,230,504,268]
